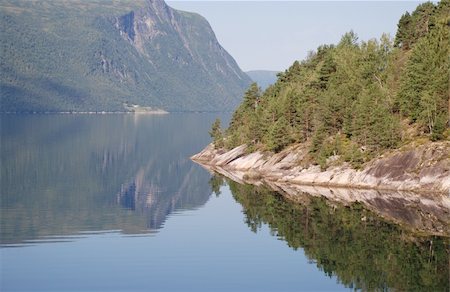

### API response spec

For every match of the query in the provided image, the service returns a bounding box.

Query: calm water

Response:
[1,114,448,291]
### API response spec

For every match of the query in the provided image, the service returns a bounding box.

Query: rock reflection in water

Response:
[225,178,449,291]
[205,165,450,236]
[269,183,450,236]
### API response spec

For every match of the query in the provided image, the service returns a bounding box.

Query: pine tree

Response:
[398,11,449,138]
[394,12,412,49]
[395,2,436,50]
[278,61,302,83]
[317,53,336,89]
[266,116,290,153]
[209,118,224,148]
[243,82,261,111]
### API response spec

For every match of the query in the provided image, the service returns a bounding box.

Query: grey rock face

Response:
[192,141,450,193]
[192,141,450,235]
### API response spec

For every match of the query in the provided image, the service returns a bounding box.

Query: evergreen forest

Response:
[211,1,449,169]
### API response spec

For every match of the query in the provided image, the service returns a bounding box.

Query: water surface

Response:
[1,114,448,291]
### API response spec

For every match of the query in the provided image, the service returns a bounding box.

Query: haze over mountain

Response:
[0,0,251,112]
[246,70,280,90]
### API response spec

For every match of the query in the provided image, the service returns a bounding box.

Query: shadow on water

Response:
[0,113,222,245]
[219,176,449,291]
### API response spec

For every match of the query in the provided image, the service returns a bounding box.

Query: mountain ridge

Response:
[0,0,251,112]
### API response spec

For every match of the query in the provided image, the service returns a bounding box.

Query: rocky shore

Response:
[192,141,450,194]
[191,141,450,235]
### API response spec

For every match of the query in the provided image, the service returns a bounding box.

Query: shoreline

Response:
[215,164,450,236]
[191,141,450,194]
[0,110,169,115]
[192,142,450,236]
[0,110,236,115]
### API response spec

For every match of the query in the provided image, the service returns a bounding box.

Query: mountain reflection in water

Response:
[1,114,216,245]
[1,114,448,291]
[116,165,211,230]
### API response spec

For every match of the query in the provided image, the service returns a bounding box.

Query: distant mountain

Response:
[0,0,251,112]
[246,70,280,90]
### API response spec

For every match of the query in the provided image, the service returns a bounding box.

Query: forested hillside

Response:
[0,0,251,112]
[211,1,449,169]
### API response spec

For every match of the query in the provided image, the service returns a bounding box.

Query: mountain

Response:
[246,70,280,90]
[0,0,251,112]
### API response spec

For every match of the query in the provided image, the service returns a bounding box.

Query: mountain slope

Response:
[0,0,251,112]
[246,70,280,90]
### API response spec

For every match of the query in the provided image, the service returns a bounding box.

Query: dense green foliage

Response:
[218,1,449,168]
[0,0,250,112]
[227,180,449,291]
[209,118,224,148]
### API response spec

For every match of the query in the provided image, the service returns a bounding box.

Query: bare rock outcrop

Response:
[192,141,450,235]
[192,141,450,193]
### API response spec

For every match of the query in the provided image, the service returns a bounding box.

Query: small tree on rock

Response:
[209,118,224,148]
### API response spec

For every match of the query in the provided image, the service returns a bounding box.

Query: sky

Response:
[168,1,422,71]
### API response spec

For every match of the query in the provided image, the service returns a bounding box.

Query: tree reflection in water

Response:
[224,178,449,291]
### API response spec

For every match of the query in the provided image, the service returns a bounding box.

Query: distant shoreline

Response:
[0,110,169,115]
[0,110,237,114]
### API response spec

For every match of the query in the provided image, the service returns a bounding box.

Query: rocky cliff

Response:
[192,141,450,193]
[0,0,251,112]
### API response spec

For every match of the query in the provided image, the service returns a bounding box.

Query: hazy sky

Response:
[168,1,421,71]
